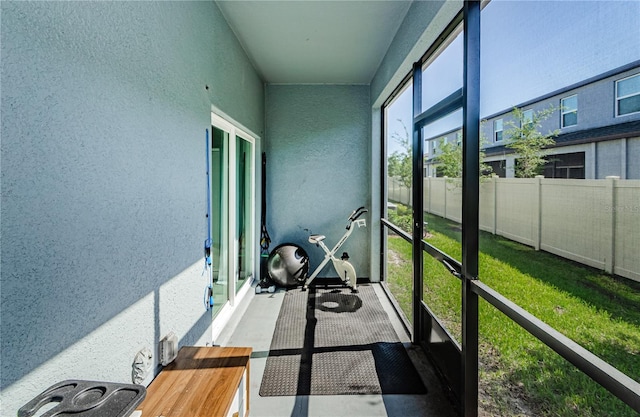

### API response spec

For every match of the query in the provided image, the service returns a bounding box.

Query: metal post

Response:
[381,105,388,283]
[462,1,480,416]
[412,62,424,343]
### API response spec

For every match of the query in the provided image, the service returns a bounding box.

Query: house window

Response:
[522,109,533,128]
[456,131,462,146]
[561,95,578,127]
[616,73,640,116]
[494,119,503,142]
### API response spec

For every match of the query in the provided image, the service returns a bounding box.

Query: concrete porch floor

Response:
[216,283,459,417]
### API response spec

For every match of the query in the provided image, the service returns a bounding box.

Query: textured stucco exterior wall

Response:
[265,85,370,279]
[1,1,263,413]
[369,108,383,282]
[597,140,625,179]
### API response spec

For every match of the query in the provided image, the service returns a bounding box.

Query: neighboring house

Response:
[424,61,640,179]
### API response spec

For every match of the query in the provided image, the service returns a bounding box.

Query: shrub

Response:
[388,203,413,233]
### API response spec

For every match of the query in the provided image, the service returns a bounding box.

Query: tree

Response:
[432,126,492,187]
[434,139,462,178]
[505,106,559,178]
[387,119,412,188]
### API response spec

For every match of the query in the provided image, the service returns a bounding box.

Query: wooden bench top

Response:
[136,346,252,417]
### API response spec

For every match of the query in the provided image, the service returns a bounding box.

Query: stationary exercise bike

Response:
[303,207,367,292]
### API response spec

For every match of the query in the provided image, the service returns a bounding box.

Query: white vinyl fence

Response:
[388,176,640,282]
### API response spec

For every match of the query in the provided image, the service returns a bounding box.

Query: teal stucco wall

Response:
[265,85,371,280]
[1,2,263,413]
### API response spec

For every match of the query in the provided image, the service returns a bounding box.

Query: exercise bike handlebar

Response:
[347,207,368,229]
[348,206,367,220]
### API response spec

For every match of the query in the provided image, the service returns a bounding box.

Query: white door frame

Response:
[210,111,257,316]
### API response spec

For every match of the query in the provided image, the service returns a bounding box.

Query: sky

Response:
[386,0,640,154]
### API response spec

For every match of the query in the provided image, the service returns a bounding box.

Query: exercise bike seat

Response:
[309,234,325,244]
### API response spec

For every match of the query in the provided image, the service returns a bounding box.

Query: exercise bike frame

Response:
[303,207,367,292]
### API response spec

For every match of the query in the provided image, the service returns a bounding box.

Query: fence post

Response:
[427,177,432,214]
[391,177,394,202]
[392,177,395,201]
[534,175,543,251]
[492,175,498,235]
[443,176,448,219]
[393,177,397,202]
[605,176,619,274]
[390,177,393,201]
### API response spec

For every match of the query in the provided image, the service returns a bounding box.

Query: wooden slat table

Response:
[136,346,251,417]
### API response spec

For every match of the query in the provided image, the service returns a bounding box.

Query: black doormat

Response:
[259,285,427,396]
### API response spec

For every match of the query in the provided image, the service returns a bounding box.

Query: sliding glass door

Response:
[210,125,230,318]
[210,113,256,318]
[235,135,254,292]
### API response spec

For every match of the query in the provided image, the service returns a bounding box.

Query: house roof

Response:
[483,120,640,157]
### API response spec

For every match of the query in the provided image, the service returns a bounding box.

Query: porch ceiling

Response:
[216,1,412,84]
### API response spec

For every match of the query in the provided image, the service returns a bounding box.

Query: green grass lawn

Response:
[386,212,640,416]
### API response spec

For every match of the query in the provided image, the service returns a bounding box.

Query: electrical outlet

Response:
[160,332,178,366]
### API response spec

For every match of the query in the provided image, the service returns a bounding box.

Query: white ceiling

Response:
[216,1,412,84]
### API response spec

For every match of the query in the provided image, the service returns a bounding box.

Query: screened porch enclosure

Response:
[380,2,640,416]
[2,1,640,416]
